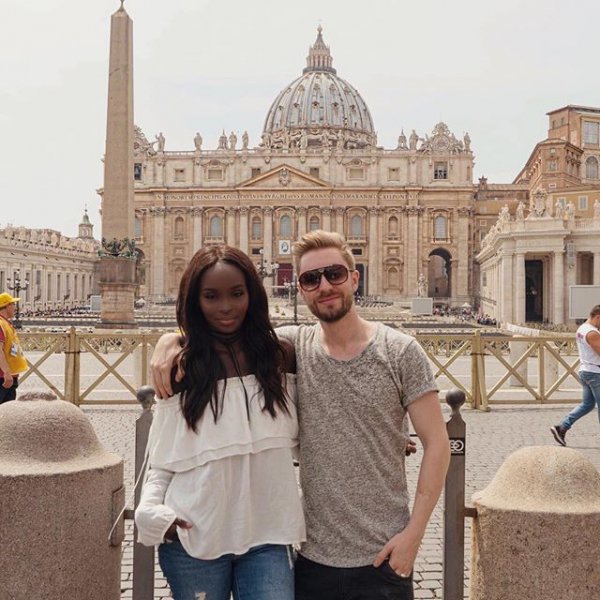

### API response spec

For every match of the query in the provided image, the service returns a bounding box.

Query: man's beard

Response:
[307,289,354,323]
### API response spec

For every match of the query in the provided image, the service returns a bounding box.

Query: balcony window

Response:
[434,162,448,180]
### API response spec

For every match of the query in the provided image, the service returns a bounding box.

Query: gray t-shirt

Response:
[277,322,438,568]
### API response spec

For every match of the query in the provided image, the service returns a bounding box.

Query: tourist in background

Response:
[551,304,600,446]
[0,292,28,405]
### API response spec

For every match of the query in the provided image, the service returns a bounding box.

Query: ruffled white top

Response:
[135,374,306,559]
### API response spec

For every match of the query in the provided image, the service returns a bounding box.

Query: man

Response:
[151,231,450,599]
[0,292,28,404]
[551,304,600,446]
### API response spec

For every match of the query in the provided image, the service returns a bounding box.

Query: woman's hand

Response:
[164,517,193,541]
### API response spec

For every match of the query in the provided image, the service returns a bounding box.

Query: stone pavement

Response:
[84,402,600,600]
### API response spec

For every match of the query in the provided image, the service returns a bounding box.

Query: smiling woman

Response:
[135,244,305,600]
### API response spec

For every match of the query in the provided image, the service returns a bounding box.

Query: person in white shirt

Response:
[551,304,600,446]
[135,245,305,600]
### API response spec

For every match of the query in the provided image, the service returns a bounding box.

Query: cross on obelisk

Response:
[98,2,137,328]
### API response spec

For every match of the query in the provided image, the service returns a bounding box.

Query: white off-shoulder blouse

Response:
[135,374,305,559]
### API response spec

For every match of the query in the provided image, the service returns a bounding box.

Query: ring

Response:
[399,573,409,578]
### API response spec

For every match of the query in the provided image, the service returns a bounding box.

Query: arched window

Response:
[586,156,599,179]
[280,215,292,237]
[309,215,320,231]
[251,217,262,240]
[210,215,223,237]
[174,216,184,239]
[350,215,363,237]
[434,215,448,240]
[388,216,398,237]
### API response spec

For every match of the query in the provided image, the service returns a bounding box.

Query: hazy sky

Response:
[2,0,599,237]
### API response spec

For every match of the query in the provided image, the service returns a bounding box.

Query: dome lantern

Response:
[303,25,336,75]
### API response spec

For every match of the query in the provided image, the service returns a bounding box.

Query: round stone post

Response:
[470,446,600,600]
[0,392,124,600]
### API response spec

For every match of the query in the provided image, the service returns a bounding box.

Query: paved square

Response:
[84,402,600,600]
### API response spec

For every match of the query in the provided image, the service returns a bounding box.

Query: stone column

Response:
[239,207,249,255]
[335,207,345,236]
[321,207,332,231]
[553,250,564,324]
[406,206,420,296]
[262,208,273,295]
[226,207,237,246]
[565,253,577,325]
[191,207,203,251]
[594,252,600,285]
[515,252,526,324]
[297,207,307,238]
[367,208,379,296]
[500,251,513,323]
[151,207,166,299]
[456,208,470,301]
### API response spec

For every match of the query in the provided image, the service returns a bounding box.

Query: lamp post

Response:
[6,270,29,329]
[257,248,279,292]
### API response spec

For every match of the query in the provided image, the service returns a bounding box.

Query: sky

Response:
[2,0,599,237]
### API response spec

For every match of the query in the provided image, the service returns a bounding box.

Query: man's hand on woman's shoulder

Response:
[150,332,184,398]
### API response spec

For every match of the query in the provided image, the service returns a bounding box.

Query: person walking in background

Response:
[551,304,600,446]
[136,245,304,600]
[0,292,27,405]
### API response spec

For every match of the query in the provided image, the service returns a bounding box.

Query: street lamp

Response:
[257,248,279,288]
[6,270,29,329]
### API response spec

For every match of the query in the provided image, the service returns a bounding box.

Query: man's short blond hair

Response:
[292,230,355,272]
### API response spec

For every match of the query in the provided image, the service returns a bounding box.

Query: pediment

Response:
[238,164,329,188]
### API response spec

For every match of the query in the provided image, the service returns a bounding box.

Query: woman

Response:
[135,245,305,600]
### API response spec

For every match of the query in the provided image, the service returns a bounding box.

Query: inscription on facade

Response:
[240,192,330,201]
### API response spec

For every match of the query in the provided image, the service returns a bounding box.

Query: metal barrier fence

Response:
[18,329,581,408]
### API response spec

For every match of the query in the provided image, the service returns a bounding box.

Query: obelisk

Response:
[98,1,137,328]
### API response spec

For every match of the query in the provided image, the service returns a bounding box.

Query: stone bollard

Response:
[0,392,124,600]
[470,446,600,600]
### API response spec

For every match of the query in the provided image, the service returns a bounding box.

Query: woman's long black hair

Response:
[175,245,289,430]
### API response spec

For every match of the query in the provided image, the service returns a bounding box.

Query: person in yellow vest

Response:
[0,292,28,404]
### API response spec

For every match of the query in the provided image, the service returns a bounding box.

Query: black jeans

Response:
[0,377,18,404]
[295,554,413,600]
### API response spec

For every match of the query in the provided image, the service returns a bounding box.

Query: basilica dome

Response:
[262,27,376,150]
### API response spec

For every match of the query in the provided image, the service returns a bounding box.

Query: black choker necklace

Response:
[209,330,242,345]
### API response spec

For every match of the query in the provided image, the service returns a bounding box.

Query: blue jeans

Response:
[158,540,294,600]
[561,371,600,429]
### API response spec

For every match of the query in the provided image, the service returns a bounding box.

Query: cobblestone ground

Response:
[84,402,600,600]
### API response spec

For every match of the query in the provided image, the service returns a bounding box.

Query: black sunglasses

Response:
[298,264,353,291]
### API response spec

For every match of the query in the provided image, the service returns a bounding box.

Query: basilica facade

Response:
[125,29,486,304]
